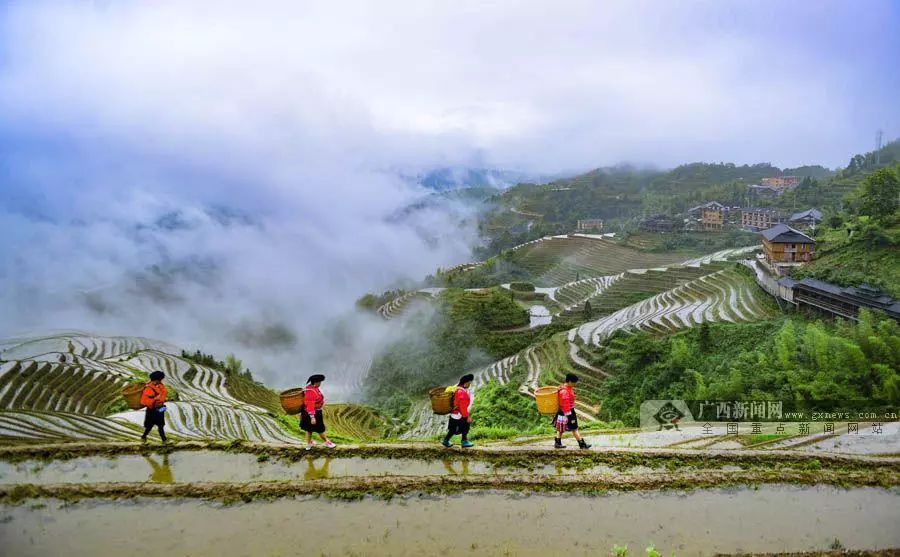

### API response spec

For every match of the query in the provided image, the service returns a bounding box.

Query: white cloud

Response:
[0,1,896,392]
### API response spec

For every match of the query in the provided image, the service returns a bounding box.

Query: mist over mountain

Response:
[1,1,897,395]
[403,167,558,192]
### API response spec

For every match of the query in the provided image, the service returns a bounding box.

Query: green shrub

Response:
[468,380,553,437]
[509,282,536,292]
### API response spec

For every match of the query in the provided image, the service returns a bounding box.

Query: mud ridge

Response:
[1,441,898,471]
[2,468,898,504]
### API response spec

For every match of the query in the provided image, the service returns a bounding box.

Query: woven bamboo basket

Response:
[429,387,454,415]
[535,386,560,416]
[121,383,145,410]
[280,388,306,415]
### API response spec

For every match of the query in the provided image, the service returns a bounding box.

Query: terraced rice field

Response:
[507,236,698,286]
[0,361,128,415]
[553,274,623,312]
[0,410,143,442]
[110,402,298,443]
[561,263,726,318]
[0,332,175,362]
[571,268,776,345]
[471,354,521,390]
[401,399,448,439]
[404,263,774,436]
[126,351,258,411]
[0,334,303,444]
[680,245,760,266]
[322,404,385,441]
[520,336,604,420]
[376,291,433,319]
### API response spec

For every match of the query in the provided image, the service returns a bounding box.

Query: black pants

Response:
[143,407,167,441]
[444,416,470,441]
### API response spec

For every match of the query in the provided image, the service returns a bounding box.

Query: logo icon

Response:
[653,401,685,431]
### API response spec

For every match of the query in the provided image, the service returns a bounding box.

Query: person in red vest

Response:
[301,374,335,450]
[555,372,591,449]
[442,373,475,448]
[140,370,168,443]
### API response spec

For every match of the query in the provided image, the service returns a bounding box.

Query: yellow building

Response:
[760,176,800,189]
[700,206,726,230]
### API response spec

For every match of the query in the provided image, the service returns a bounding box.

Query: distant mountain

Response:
[400,167,557,191]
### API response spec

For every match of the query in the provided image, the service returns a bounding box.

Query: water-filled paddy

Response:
[0,450,619,484]
[1,486,898,556]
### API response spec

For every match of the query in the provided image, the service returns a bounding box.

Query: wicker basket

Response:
[280,388,306,415]
[429,387,454,415]
[535,386,560,416]
[121,383,145,410]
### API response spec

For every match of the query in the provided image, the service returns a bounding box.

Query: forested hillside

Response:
[792,166,900,296]
[475,141,900,259]
[598,312,900,426]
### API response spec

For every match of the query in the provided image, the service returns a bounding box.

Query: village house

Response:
[788,208,823,230]
[777,278,900,322]
[640,214,678,232]
[699,204,727,231]
[741,208,782,231]
[576,218,604,232]
[688,200,725,219]
[747,184,782,199]
[760,175,800,190]
[760,224,815,270]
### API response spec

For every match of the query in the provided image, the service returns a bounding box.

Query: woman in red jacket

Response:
[301,374,335,450]
[442,373,475,448]
[140,370,168,443]
[555,372,591,450]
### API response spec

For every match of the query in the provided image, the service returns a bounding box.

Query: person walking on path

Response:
[301,374,335,450]
[442,373,475,448]
[555,372,591,450]
[140,371,168,443]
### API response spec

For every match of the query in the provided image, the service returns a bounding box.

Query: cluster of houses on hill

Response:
[573,209,899,322]
[747,175,802,201]
[634,203,823,237]
[739,219,898,322]
[628,199,821,278]
[678,201,823,233]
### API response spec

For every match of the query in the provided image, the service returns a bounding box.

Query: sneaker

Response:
[323,441,336,448]
[554,440,565,449]
[305,442,316,451]
[461,440,474,448]
[441,439,453,448]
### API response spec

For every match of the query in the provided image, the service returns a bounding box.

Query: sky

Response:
[1,1,898,390]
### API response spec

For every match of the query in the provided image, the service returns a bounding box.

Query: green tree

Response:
[697,322,711,352]
[858,167,899,222]
[774,320,798,370]
[583,300,594,321]
[225,354,243,375]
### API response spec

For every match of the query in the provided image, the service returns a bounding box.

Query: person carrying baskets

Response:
[441,373,475,448]
[140,371,168,443]
[301,374,335,450]
[554,372,591,450]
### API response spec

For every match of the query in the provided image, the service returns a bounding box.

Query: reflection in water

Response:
[441,459,470,475]
[303,457,332,480]
[143,455,174,484]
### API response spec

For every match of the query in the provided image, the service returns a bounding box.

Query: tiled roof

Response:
[789,208,823,222]
[760,224,815,243]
